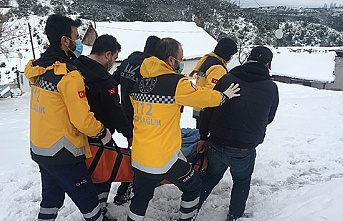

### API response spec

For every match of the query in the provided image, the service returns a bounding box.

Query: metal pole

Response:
[28,23,35,59]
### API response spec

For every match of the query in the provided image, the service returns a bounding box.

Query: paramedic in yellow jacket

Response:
[24,14,113,221]
[127,37,240,221]
[190,37,237,128]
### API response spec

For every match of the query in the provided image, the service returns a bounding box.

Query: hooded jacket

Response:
[74,55,133,141]
[130,56,226,174]
[113,51,150,125]
[200,61,279,149]
[192,52,227,114]
[24,47,105,165]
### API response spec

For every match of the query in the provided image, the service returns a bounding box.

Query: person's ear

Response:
[105,51,112,60]
[167,56,174,66]
[61,36,69,47]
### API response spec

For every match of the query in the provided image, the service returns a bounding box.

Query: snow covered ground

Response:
[1,81,343,221]
[1,14,343,221]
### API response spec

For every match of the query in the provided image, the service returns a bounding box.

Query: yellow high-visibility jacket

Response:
[25,58,104,165]
[130,56,226,174]
[192,52,227,114]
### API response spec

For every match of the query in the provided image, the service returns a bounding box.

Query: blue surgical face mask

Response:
[173,57,184,74]
[176,62,184,75]
[73,39,83,58]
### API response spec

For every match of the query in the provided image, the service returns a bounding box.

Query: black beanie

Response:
[144,35,160,56]
[214,38,238,61]
[247,46,273,68]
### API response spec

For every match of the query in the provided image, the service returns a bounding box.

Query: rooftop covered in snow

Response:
[271,47,337,82]
[226,46,337,83]
[82,21,218,61]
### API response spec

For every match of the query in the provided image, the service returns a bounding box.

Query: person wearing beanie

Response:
[113,35,160,125]
[189,37,238,128]
[246,45,273,69]
[112,35,160,206]
[197,45,279,221]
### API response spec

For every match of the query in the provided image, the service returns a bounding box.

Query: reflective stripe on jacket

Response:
[25,58,104,164]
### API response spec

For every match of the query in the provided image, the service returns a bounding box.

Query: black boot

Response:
[227,212,253,221]
[102,207,118,221]
[103,216,117,221]
[113,182,132,205]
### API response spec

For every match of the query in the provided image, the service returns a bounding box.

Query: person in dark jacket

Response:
[74,34,133,218]
[111,35,160,205]
[197,46,279,221]
[113,35,160,125]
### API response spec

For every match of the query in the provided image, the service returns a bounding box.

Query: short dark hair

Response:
[155,38,181,62]
[144,35,160,56]
[90,34,121,55]
[45,14,81,48]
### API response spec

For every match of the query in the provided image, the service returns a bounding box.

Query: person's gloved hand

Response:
[223,83,240,99]
[189,70,197,77]
[101,128,112,145]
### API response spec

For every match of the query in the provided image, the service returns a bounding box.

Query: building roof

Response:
[270,47,336,82]
[82,21,218,61]
[226,47,337,83]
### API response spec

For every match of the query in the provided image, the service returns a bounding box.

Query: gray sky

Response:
[233,0,343,8]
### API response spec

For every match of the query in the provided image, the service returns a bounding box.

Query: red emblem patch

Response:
[108,88,116,95]
[211,78,219,84]
[78,90,86,98]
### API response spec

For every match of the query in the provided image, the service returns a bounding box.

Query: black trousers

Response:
[38,162,102,221]
[127,159,202,221]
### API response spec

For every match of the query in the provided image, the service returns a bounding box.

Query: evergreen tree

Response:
[121,0,152,21]
[5,0,343,47]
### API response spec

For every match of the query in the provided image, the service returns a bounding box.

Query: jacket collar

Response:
[140,56,176,78]
[34,46,74,67]
[74,55,111,83]
[229,61,271,82]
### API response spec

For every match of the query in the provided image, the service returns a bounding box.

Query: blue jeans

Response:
[199,141,256,219]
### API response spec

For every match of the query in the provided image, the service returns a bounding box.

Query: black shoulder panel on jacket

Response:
[131,74,183,97]
[199,56,226,73]
[66,62,78,73]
